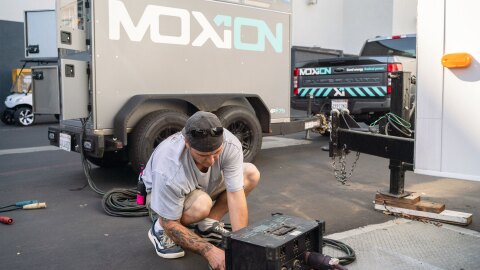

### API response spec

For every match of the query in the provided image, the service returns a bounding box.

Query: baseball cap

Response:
[183,111,224,152]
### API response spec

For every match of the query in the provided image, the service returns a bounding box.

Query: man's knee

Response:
[183,190,213,220]
[243,163,260,191]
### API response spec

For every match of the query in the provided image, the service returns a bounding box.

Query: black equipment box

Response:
[226,214,325,270]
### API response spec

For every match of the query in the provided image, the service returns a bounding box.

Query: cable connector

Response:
[305,252,348,270]
[15,200,38,207]
[0,216,13,225]
[136,164,147,205]
[23,202,47,210]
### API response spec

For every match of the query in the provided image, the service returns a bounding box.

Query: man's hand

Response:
[160,217,225,269]
[204,246,225,270]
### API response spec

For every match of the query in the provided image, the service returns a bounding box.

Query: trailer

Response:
[44,0,319,171]
[415,0,480,181]
[328,0,480,225]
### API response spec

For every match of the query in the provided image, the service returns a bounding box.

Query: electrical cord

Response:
[0,207,21,213]
[0,201,47,213]
[102,188,149,217]
[323,238,356,265]
[369,112,413,137]
[77,115,150,218]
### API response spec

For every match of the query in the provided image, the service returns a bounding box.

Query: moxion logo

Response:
[298,67,332,76]
[333,88,346,97]
[108,0,283,53]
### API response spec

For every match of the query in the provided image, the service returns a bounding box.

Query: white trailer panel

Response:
[25,10,58,59]
[91,0,291,129]
[415,0,480,181]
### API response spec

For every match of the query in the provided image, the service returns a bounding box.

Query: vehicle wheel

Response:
[54,114,60,121]
[85,150,129,168]
[14,106,35,126]
[215,106,262,163]
[1,109,16,125]
[129,110,188,173]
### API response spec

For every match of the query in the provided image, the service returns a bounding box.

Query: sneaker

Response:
[148,222,185,259]
[195,221,231,246]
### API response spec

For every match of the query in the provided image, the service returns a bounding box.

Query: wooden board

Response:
[374,204,472,225]
[375,192,421,204]
[375,192,445,214]
[374,199,445,214]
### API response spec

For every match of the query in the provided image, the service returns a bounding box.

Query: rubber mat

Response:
[324,218,480,270]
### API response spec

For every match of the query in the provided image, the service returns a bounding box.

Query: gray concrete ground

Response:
[0,119,479,270]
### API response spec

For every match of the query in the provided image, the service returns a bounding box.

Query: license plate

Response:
[59,133,71,152]
[331,99,348,110]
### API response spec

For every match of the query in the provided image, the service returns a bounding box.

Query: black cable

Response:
[0,207,21,213]
[386,113,412,137]
[102,188,149,217]
[76,114,150,218]
[369,112,413,137]
[0,204,15,210]
[323,238,356,265]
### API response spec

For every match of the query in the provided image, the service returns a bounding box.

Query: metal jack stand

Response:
[330,72,472,225]
[305,94,313,139]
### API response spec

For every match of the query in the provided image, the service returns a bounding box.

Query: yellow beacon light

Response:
[441,53,472,68]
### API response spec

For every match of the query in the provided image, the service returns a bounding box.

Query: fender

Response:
[114,94,270,146]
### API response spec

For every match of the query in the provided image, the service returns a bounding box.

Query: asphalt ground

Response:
[0,117,479,270]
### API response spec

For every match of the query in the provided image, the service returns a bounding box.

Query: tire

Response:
[86,150,129,168]
[215,106,262,163]
[14,106,35,126]
[129,110,188,173]
[1,109,16,125]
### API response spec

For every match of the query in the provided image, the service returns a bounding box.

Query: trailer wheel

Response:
[14,106,35,126]
[1,109,16,125]
[215,106,262,163]
[129,110,188,173]
[86,151,129,168]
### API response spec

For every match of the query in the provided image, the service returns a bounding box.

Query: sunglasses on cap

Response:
[188,127,224,138]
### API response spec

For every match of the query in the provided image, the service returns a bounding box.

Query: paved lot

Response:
[0,119,479,269]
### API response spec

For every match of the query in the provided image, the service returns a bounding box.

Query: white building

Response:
[293,0,417,54]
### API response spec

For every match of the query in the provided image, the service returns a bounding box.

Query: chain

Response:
[331,144,360,185]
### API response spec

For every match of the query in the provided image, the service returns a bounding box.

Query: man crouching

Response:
[142,111,260,270]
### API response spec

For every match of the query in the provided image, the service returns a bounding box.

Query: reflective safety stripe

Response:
[344,88,357,97]
[297,86,387,97]
[354,87,366,97]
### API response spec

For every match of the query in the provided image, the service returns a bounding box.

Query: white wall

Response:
[392,0,417,35]
[342,0,393,54]
[0,0,55,22]
[292,0,344,50]
[292,0,417,55]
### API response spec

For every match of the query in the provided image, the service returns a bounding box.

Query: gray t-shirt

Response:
[142,129,244,220]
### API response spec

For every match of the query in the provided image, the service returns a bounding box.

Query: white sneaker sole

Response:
[148,229,185,259]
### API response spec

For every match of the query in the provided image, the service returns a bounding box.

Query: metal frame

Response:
[330,72,414,196]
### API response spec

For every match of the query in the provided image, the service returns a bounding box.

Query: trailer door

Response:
[415,0,480,181]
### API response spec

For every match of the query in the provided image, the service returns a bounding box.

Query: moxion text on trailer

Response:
[108,0,284,53]
[299,67,332,76]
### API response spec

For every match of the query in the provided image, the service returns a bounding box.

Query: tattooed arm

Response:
[159,217,225,270]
